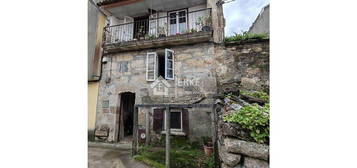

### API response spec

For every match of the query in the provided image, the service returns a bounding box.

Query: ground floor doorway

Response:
[118,92,135,142]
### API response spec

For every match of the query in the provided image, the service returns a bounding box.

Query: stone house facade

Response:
[93,0,226,143]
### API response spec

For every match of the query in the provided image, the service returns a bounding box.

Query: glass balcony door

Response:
[169,10,187,35]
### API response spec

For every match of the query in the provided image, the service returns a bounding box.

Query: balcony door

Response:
[168,10,187,35]
[134,15,149,39]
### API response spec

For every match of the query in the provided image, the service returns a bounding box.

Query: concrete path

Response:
[88,146,151,168]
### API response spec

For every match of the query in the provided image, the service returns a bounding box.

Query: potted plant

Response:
[197,15,212,32]
[158,24,167,38]
[189,28,198,33]
[202,136,213,156]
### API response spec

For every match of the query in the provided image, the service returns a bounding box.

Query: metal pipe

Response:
[165,106,171,168]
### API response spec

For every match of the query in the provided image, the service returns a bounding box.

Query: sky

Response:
[223,0,270,36]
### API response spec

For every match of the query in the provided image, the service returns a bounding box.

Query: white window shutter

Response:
[146,52,157,81]
[165,49,174,80]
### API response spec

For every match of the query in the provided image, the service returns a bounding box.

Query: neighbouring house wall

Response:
[95,42,217,142]
[88,2,106,80]
[215,40,270,93]
[88,82,99,131]
[248,4,270,34]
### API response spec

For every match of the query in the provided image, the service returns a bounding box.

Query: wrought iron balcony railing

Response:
[103,8,212,45]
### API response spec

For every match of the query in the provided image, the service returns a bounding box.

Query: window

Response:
[164,109,182,131]
[169,10,187,35]
[146,52,156,81]
[165,49,174,80]
[146,49,174,81]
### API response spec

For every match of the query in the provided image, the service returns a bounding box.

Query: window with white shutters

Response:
[146,49,174,81]
[146,52,156,81]
[165,49,174,80]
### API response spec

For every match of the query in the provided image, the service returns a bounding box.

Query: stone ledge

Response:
[104,31,213,53]
[220,122,254,142]
[219,144,242,167]
[244,157,269,168]
[224,138,269,161]
[224,38,269,46]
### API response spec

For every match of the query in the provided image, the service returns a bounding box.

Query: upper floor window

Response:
[146,49,174,81]
[169,10,187,35]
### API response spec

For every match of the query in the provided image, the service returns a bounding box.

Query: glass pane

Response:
[170,19,176,24]
[167,69,173,78]
[170,112,181,129]
[179,17,186,23]
[179,11,186,17]
[167,51,173,59]
[170,13,176,19]
[179,23,186,33]
[170,24,177,35]
[148,71,154,79]
[167,60,173,69]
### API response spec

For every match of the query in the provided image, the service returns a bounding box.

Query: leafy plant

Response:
[196,15,212,29]
[158,24,167,35]
[240,90,269,102]
[189,28,198,33]
[224,103,269,144]
[135,137,215,168]
[225,31,268,42]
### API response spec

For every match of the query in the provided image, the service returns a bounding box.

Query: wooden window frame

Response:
[146,52,157,81]
[163,108,183,132]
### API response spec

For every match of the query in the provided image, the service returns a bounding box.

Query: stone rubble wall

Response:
[214,39,269,94]
[215,39,270,168]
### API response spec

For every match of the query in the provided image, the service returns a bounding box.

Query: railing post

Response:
[165,106,171,168]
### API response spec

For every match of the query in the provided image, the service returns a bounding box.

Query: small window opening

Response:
[158,54,165,78]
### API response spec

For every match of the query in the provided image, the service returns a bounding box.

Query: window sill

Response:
[160,130,186,136]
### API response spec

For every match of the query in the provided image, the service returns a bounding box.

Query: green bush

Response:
[224,103,269,144]
[225,32,268,42]
[135,138,215,168]
[240,90,269,102]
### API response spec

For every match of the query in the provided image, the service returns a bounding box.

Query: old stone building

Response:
[92,0,226,143]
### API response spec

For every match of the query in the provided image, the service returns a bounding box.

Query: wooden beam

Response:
[165,106,171,168]
[101,0,144,9]
[132,106,139,156]
[135,104,213,108]
[211,104,220,168]
[145,108,150,145]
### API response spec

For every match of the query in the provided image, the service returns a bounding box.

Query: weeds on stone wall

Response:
[240,90,269,102]
[224,103,270,144]
[225,32,268,42]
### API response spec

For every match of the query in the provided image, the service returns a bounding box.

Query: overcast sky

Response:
[223,0,270,36]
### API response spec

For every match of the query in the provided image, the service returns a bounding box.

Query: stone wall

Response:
[215,39,269,94]
[218,121,269,168]
[95,42,217,142]
[214,39,270,168]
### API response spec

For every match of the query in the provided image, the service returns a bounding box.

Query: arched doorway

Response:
[117,92,135,142]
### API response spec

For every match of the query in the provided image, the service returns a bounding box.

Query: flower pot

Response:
[204,145,213,156]
[202,26,212,32]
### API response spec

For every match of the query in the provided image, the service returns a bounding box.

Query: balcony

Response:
[103,8,213,52]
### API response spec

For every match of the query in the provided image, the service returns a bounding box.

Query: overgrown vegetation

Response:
[240,90,269,102]
[224,103,270,144]
[224,32,268,42]
[134,137,214,168]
